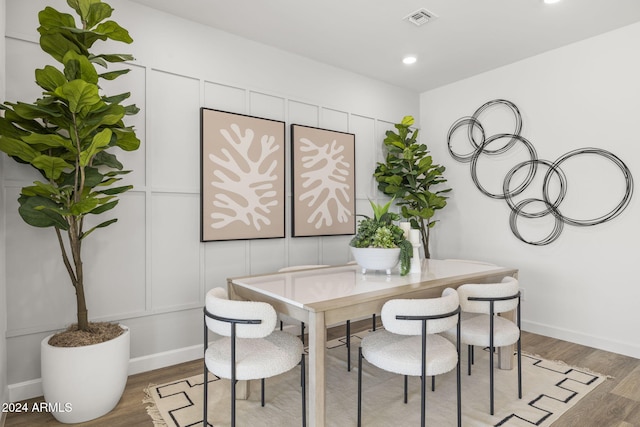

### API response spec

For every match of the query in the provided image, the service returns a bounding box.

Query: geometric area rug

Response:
[144,335,607,427]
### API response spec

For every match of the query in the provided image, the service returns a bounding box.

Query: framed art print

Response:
[201,108,285,241]
[291,124,355,237]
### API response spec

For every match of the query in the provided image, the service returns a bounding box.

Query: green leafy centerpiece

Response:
[349,200,413,275]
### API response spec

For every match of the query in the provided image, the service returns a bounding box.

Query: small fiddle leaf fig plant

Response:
[0,0,139,340]
[374,116,450,258]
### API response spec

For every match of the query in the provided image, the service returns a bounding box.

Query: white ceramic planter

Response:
[350,246,401,275]
[41,325,130,423]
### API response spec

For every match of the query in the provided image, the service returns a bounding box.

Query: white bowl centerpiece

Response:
[350,200,412,275]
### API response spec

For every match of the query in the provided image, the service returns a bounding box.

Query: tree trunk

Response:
[420,219,431,259]
[72,232,89,332]
[55,227,90,331]
[64,219,90,332]
[75,278,89,331]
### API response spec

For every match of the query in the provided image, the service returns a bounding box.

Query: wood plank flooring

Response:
[5,321,640,426]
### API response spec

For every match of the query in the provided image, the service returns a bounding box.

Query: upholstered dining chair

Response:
[357,288,461,427]
[203,287,306,427]
[445,276,521,415]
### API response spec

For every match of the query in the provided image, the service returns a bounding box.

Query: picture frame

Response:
[201,108,286,241]
[290,124,356,237]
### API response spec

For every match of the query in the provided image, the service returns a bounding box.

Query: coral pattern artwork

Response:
[201,109,285,241]
[291,124,355,237]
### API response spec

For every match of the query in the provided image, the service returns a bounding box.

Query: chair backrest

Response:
[381,288,460,335]
[205,287,277,338]
[457,276,519,314]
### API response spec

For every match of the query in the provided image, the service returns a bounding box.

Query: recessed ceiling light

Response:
[543,0,562,4]
[403,56,417,65]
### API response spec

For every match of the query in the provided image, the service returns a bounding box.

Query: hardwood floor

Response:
[5,321,640,426]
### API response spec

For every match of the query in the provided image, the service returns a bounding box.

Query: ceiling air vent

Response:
[403,8,438,26]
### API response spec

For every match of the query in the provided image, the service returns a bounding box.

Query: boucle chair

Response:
[444,276,521,415]
[203,287,306,427]
[357,288,461,427]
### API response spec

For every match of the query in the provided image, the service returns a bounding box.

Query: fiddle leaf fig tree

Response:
[0,0,140,334]
[374,116,450,258]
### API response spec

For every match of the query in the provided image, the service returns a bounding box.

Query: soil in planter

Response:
[48,322,125,347]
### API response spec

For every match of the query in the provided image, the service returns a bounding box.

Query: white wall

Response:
[1,0,8,416]
[421,22,640,358]
[2,0,418,400]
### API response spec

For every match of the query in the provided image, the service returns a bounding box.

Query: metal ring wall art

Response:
[447,99,634,246]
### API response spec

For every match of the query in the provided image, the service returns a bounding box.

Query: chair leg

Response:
[203,362,208,427]
[455,312,462,427]
[300,322,305,346]
[231,379,236,427]
[490,344,494,415]
[420,319,427,427]
[346,320,351,372]
[468,345,473,375]
[301,354,306,427]
[261,378,265,407]
[431,375,435,392]
[357,347,363,427]
[517,337,522,399]
[489,314,495,416]
[372,314,376,331]
[404,375,408,403]
[420,374,426,427]
[420,375,427,427]
[203,315,209,427]
[456,339,461,427]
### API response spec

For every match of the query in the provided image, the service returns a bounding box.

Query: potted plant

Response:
[0,0,139,422]
[349,199,413,275]
[374,116,450,258]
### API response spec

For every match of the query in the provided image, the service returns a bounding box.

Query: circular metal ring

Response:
[543,148,634,227]
[469,99,523,155]
[509,198,564,246]
[446,116,485,163]
[503,159,567,219]
[470,133,538,199]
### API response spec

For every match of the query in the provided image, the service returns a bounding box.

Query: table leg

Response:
[498,309,516,370]
[236,381,249,399]
[308,311,326,427]
[499,272,518,370]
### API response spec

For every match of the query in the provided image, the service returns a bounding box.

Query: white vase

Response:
[350,246,401,275]
[40,325,130,423]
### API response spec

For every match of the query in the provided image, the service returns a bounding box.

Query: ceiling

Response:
[129,0,640,92]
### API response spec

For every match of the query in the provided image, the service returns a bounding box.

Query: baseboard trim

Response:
[522,320,640,359]
[7,378,41,404]
[128,344,203,376]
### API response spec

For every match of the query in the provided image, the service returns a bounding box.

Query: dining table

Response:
[227,258,519,427]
